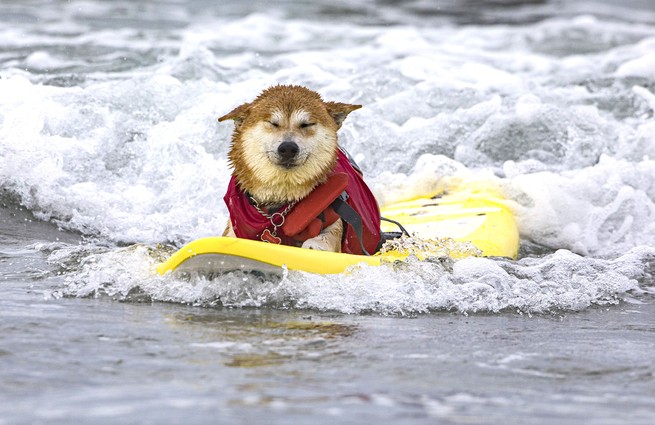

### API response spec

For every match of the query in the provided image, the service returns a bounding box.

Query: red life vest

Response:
[224,150,381,255]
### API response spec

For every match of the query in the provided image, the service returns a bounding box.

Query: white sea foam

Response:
[504,156,655,256]
[2,7,655,313]
[49,243,654,315]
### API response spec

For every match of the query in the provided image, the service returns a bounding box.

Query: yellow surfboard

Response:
[156,185,519,276]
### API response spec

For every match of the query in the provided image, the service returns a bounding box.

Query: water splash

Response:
[46,243,654,315]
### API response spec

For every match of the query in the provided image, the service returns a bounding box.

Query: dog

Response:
[218,85,381,254]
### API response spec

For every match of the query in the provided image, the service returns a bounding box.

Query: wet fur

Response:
[218,85,360,252]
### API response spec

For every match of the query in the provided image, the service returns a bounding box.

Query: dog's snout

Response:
[277,141,299,160]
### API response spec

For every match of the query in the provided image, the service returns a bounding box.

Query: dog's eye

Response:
[267,121,280,128]
[300,122,316,129]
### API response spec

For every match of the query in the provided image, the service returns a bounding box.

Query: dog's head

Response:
[218,85,360,203]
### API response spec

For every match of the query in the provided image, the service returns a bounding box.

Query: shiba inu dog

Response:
[219,84,381,254]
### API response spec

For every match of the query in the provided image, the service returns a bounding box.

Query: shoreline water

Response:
[2,278,654,424]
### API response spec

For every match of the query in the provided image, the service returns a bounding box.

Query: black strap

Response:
[331,192,371,256]
[380,216,410,237]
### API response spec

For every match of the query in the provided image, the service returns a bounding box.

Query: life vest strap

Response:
[282,172,349,237]
[331,192,371,256]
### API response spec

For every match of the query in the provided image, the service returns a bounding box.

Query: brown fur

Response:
[218,85,361,251]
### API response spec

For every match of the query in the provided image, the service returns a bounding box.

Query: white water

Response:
[1,1,655,315]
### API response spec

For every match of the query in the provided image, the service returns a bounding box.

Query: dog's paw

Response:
[301,238,331,251]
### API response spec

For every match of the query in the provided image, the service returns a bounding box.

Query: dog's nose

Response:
[277,141,299,160]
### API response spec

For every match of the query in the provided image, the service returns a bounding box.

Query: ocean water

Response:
[1,0,655,423]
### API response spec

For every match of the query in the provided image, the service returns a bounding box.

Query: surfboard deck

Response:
[156,185,519,276]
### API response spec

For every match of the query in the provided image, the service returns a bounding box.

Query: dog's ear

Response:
[325,102,361,129]
[218,102,252,130]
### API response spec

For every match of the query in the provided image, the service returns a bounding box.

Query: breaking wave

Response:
[2,2,655,314]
